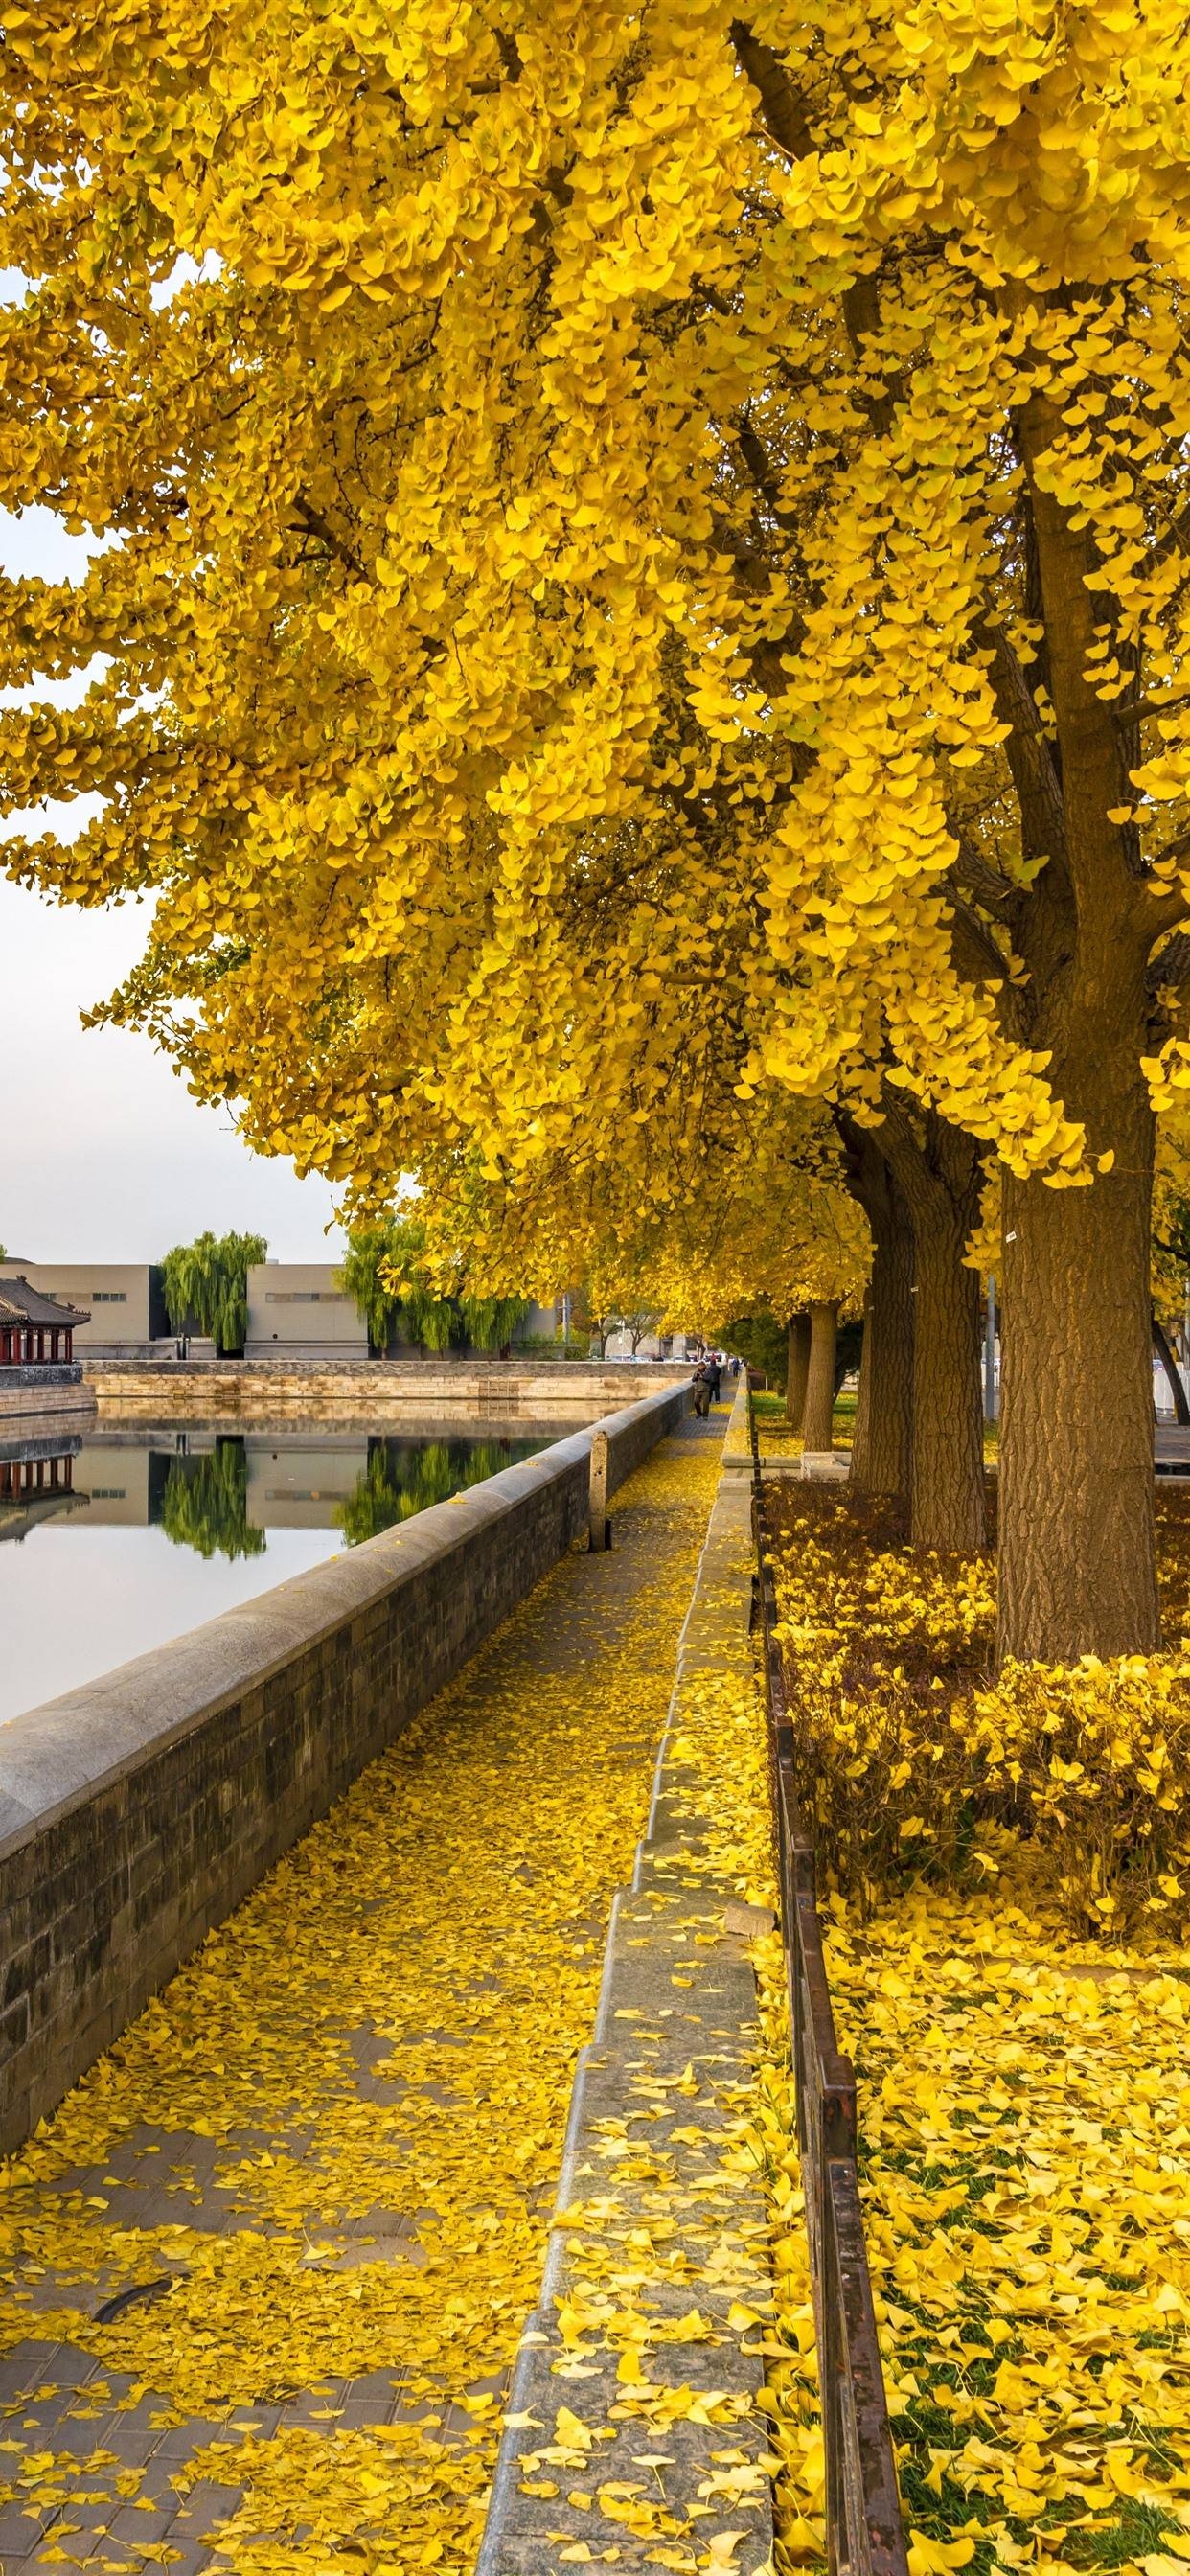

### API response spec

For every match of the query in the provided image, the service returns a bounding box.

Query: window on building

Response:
[263,1291,348,1303]
[91,1292,127,1302]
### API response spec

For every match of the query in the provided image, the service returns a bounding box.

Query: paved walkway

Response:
[0,1415,726,2576]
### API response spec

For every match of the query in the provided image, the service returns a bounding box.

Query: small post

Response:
[984,1272,997,1423]
[589,1429,610,1552]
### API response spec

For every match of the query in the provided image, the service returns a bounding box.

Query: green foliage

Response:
[161,1230,267,1354]
[160,1439,264,1561]
[336,1438,524,1546]
[725,1310,788,1390]
[337,1222,404,1352]
[726,1309,862,1393]
[339,1217,526,1355]
[458,1293,530,1354]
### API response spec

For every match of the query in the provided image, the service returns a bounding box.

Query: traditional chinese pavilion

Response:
[0,1277,90,1367]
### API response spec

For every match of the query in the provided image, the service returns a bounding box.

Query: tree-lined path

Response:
[0,1416,724,2576]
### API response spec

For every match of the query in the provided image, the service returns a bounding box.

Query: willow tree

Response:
[160,1231,267,1355]
[337,1224,403,1356]
[6,6,1190,1656]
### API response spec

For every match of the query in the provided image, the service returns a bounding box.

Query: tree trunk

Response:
[848,1170,915,1503]
[802,1301,838,1450]
[911,1194,985,1553]
[993,371,1160,1662]
[876,1109,985,1552]
[849,1286,874,1484]
[786,1311,811,1429]
[1153,1312,1190,1427]
[999,1060,1157,1662]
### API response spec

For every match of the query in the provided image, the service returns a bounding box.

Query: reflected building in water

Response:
[0,1428,548,1558]
[0,1431,88,1542]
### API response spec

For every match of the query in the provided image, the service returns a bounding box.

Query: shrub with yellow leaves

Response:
[768,1488,1190,1938]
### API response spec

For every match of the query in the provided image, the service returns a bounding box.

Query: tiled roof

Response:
[0,1276,90,1328]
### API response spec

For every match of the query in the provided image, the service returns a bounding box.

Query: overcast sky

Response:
[0,505,345,1265]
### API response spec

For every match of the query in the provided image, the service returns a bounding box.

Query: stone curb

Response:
[476,1384,774,2576]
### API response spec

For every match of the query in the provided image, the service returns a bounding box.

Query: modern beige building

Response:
[70,1441,155,1524]
[0,1264,166,1356]
[245,1263,369,1360]
[244,1435,370,1524]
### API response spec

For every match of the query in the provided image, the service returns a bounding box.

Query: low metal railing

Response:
[750,1395,908,2576]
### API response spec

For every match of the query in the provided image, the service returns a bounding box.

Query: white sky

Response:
[0,506,345,1264]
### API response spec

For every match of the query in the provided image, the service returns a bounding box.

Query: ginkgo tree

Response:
[415,1093,884,1483]
[5,3,1190,1659]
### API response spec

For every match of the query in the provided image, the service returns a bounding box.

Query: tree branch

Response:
[1147,928,1190,994]
[1111,690,1190,729]
[943,887,1021,1033]
[734,414,799,534]
[947,823,1026,926]
[973,614,1067,866]
[728,21,812,157]
[291,494,364,578]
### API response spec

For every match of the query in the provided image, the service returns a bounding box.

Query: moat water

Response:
[0,1424,553,1724]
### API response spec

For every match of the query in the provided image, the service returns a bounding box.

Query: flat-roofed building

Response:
[0,1264,168,1356]
[245,1264,369,1360]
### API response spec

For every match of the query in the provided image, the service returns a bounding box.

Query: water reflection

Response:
[0,1423,551,1722]
[0,1433,87,1543]
[160,1442,266,1561]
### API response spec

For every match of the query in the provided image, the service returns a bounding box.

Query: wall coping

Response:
[85,1358,690,1380]
[0,1362,85,1389]
[0,1390,673,1859]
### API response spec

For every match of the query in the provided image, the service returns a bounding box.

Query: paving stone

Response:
[1,1409,724,2573]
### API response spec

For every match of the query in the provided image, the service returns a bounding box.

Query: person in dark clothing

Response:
[705,1353,722,1402]
[692,1363,712,1417]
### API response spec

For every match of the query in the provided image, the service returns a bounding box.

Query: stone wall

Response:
[0,1384,688,2158]
[86,1356,688,1424]
[0,1365,97,1425]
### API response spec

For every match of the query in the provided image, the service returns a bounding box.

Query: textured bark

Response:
[1153,1313,1190,1427]
[802,1301,838,1450]
[786,1311,811,1429]
[912,1194,985,1554]
[849,1287,874,1484]
[881,1110,985,1553]
[994,372,1160,1665]
[999,1058,1157,1662]
[838,1123,915,1503]
[863,1210,915,1499]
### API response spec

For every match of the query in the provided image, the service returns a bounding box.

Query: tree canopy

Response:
[10,3,1188,1183]
[9,4,1190,1653]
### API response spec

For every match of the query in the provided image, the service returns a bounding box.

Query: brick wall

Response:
[0,1385,688,2157]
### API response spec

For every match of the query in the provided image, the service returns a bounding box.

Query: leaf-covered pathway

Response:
[0,1415,725,2576]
